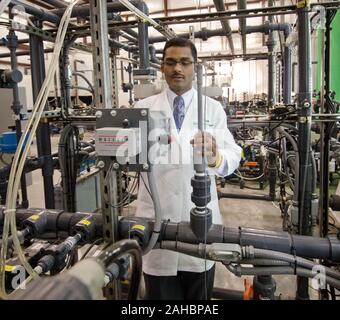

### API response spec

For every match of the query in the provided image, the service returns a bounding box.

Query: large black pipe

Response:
[218,191,272,201]
[10,0,61,24]
[10,208,103,238]
[296,4,313,301]
[44,0,67,8]
[213,0,235,54]
[118,219,340,262]
[237,0,247,55]
[267,18,277,202]
[5,210,340,263]
[29,20,55,209]
[137,2,150,71]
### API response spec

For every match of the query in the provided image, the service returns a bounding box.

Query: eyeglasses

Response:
[163,59,195,67]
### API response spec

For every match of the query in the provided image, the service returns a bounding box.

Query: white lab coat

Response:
[135,89,241,276]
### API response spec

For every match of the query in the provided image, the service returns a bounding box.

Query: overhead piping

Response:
[237,0,247,55]
[213,0,235,54]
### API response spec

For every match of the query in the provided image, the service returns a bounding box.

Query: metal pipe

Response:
[296,3,313,300]
[194,64,204,174]
[118,219,340,262]
[137,1,150,70]
[265,1,276,202]
[237,0,247,55]
[0,48,54,59]
[109,38,138,52]
[218,191,272,201]
[149,45,160,64]
[10,0,61,24]
[117,31,138,44]
[213,0,235,54]
[29,20,55,209]
[43,0,67,8]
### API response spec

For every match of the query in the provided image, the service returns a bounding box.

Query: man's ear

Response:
[161,63,164,74]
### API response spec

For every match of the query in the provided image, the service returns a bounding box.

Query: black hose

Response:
[96,239,142,300]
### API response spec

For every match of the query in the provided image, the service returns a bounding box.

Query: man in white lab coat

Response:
[135,38,241,299]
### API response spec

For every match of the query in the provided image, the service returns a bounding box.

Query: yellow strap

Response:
[208,152,223,169]
[297,0,309,9]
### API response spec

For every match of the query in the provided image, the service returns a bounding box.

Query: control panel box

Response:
[95,127,141,157]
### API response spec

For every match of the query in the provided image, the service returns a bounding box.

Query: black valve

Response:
[72,215,96,243]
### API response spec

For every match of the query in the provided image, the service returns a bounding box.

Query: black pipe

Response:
[296,4,313,300]
[237,0,247,55]
[283,28,292,104]
[29,20,55,209]
[10,0,61,24]
[218,191,272,201]
[137,2,150,71]
[267,15,277,202]
[109,38,138,53]
[0,48,54,59]
[118,219,340,262]
[11,208,103,238]
[44,0,67,8]
[213,0,235,54]
[149,45,160,64]
[5,209,340,263]
[212,287,244,300]
[7,9,28,208]
[97,239,142,300]
[118,31,138,44]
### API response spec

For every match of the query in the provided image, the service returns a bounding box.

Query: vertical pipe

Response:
[29,20,55,209]
[194,64,204,174]
[137,2,150,71]
[267,0,277,201]
[7,10,28,208]
[282,24,293,105]
[283,41,292,104]
[320,11,334,238]
[237,0,247,55]
[296,3,312,300]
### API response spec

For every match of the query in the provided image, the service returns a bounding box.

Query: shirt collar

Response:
[166,87,195,112]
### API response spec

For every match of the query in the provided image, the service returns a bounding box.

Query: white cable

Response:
[235,169,264,181]
[0,0,80,300]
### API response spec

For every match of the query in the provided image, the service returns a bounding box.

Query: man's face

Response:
[161,46,195,96]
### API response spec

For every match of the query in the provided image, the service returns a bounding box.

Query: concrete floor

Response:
[24,135,320,300]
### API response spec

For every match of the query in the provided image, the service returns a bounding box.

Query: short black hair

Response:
[162,38,198,63]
